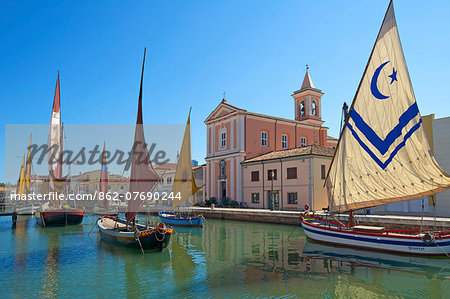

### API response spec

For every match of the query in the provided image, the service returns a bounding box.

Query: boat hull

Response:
[93,206,119,216]
[36,208,84,227]
[97,217,172,251]
[302,215,450,256]
[17,205,38,215]
[158,211,203,227]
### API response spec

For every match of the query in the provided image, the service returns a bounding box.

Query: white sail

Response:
[326,1,450,212]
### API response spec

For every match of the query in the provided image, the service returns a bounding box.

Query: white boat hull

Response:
[302,219,450,256]
[93,206,119,216]
[17,205,38,215]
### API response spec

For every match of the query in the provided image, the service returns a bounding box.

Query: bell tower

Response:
[291,67,324,126]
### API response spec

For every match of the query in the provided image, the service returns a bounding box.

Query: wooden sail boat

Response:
[97,48,173,251]
[93,143,118,216]
[36,72,85,227]
[158,109,203,227]
[301,1,450,255]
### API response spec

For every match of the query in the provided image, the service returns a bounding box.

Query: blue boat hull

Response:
[158,211,203,227]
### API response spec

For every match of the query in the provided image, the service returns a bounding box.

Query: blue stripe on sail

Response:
[347,118,422,170]
[302,224,450,247]
[349,102,419,155]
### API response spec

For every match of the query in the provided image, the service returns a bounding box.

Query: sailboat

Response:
[158,110,203,227]
[93,143,118,216]
[17,135,40,215]
[97,48,173,251]
[301,1,450,255]
[35,72,85,227]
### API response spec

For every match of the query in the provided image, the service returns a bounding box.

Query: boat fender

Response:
[155,222,167,242]
[157,222,167,235]
[422,232,434,245]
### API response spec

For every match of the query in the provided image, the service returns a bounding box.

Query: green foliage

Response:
[222,197,231,206]
[230,200,238,207]
[204,197,217,206]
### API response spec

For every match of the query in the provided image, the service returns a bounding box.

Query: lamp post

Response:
[270,170,274,211]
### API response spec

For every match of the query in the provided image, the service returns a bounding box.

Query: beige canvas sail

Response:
[17,155,25,195]
[326,1,450,212]
[24,135,32,195]
[172,112,200,209]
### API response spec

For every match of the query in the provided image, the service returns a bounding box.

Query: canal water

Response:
[1,215,450,298]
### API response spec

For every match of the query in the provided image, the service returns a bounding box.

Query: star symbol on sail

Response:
[388,68,397,85]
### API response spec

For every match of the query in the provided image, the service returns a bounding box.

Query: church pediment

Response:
[205,101,245,123]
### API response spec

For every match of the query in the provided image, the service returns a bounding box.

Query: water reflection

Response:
[301,240,450,297]
[2,216,450,297]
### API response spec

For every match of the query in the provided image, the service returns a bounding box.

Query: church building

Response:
[203,69,337,207]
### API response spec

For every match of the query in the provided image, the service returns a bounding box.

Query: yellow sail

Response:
[172,111,201,209]
[17,155,26,196]
[326,1,450,212]
[24,134,32,195]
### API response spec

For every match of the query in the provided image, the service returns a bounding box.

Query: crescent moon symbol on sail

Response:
[370,61,390,100]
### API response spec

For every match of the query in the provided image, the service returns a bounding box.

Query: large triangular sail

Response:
[172,110,201,209]
[48,72,62,182]
[326,1,450,212]
[24,134,32,195]
[127,48,160,224]
[100,142,109,208]
[17,155,25,195]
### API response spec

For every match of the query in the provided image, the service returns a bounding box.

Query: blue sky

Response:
[1,0,449,182]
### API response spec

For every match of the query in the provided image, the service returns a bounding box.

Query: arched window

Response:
[300,137,307,147]
[261,131,268,147]
[300,102,305,117]
[281,134,288,149]
[219,128,227,149]
[312,101,317,116]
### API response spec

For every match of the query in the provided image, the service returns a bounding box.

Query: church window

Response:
[261,131,268,147]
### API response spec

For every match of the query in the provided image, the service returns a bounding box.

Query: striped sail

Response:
[326,1,450,212]
[48,72,62,181]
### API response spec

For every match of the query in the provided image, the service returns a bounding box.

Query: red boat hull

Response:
[36,208,84,227]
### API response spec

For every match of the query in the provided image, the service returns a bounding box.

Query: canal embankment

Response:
[154,206,450,230]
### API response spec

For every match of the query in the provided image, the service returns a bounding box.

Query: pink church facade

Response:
[203,70,337,207]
